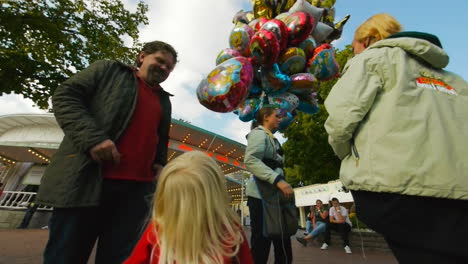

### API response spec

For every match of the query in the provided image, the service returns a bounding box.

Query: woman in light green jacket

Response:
[325,13,468,263]
[244,106,294,264]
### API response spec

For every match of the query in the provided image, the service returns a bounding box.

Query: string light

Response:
[167,151,176,161]
[0,154,16,165]
[182,133,191,144]
[27,149,49,163]
[198,138,209,148]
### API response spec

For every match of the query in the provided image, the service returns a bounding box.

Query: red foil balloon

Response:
[248,17,269,32]
[260,19,289,51]
[284,11,314,46]
[249,29,280,67]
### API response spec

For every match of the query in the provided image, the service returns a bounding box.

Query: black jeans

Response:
[248,196,292,264]
[324,222,351,247]
[18,204,39,229]
[352,190,468,264]
[43,179,155,264]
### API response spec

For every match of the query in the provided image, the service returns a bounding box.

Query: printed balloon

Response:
[289,73,319,94]
[284,11,314,46]
[215,48,242,66]
[197,57,254,113]
[268,92,300,112]
[237,97,261,122]
[261,63,291,94]
[229,23,255,57]
[298,36,316,59]
[278,47,306,75]
[306,44,340,81]
[249,29,280,67]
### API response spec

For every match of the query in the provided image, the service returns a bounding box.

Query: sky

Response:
[1,0,467,144]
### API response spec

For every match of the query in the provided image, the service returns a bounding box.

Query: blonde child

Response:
[124,151,253,264]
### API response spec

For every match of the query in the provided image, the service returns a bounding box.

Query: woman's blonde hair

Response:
[354,13,402,46]
[152,151,243,264]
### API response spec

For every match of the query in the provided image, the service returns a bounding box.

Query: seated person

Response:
[297,199,328,246]
[321,198,352,254]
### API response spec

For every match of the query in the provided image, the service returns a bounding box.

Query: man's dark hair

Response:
[135,40,178,67]
[331,197,339,203]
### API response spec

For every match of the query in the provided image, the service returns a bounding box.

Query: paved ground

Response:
[0,228,398,264]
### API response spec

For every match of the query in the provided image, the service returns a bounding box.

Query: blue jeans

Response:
[305,220,313,233]
[307,221,327,238]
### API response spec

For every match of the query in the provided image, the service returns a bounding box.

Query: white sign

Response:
[22,165,47,185]
[294,181,354,207]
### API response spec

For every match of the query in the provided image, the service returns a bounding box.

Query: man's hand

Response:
[89,139,121,164]
[153,164,164,180]
[276,180,294,198]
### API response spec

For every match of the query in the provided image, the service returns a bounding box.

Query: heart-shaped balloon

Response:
[197,57,254,113]
[306,44,340,81]
[278,47,306,75]
[229,23,255,57]
[260,63,291,94]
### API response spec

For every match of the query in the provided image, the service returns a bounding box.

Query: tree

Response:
[0,0,148,108]
[283,45,354,187]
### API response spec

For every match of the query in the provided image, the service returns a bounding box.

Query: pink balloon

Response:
[197,57,254,113]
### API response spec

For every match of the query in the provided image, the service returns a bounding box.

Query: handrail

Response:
[0,191,52,211]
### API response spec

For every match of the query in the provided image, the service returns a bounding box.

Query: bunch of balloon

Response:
[196,0,350,132]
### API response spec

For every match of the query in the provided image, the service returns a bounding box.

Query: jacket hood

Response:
[368,37,449,69]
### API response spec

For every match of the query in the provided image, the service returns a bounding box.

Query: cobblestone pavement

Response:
[0,228,397,264]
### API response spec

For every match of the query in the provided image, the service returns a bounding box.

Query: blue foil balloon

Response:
[278,112,294,132]
[261,64,291,95]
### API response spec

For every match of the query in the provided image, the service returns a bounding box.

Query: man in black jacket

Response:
[37,41,177,264]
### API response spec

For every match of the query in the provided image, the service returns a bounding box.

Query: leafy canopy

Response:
[0,0,148,108]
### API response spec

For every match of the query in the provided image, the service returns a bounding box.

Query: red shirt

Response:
[124,223,254,264]
[102,74,162,182]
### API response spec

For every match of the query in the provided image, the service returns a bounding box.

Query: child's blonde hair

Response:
[152,151,243,264]
[354,13,402,46]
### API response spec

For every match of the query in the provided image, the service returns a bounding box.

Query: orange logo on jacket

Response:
[416,77,458,96]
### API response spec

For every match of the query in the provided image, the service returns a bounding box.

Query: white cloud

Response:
[222,118,252,145]
[0,94,47,116]
[128,0,251,127]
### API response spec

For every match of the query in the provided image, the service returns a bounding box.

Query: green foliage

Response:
[283,45,354,187]
[0,0,148,108]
